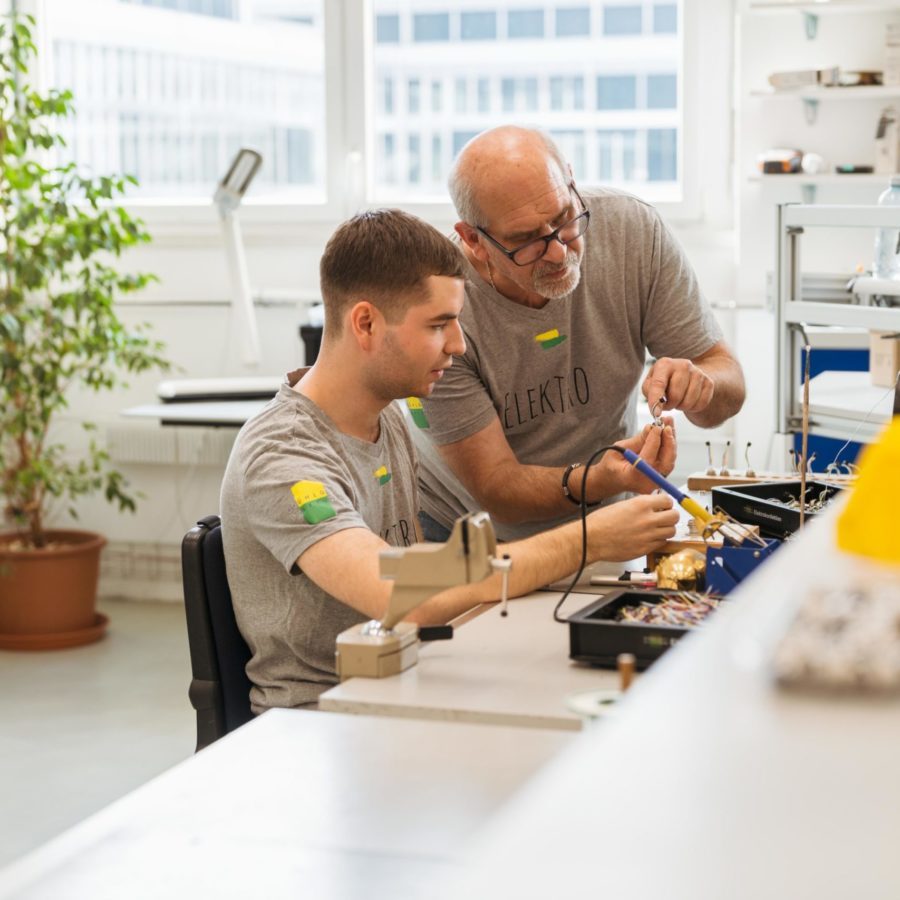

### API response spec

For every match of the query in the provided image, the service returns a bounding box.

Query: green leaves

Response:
[0,13,168,547]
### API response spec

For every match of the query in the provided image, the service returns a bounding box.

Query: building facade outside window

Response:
[43,1,687,210]
[372,2,683,203]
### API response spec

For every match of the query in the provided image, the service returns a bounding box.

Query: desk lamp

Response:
[335,512,511,680]
[213,148,263,366]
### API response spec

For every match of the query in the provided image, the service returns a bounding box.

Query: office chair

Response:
[182,514,254,752]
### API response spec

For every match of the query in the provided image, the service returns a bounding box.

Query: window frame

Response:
[30,0,717,233]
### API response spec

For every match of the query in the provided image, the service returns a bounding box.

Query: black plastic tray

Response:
[568,589,719,670]
[711,480,843,539]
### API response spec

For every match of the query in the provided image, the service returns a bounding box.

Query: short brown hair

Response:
[319,209,465,338]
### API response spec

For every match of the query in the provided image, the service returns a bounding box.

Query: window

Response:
[501,77,538,112]
[376,14,400,43]
[508,9,544,39]
[454,78,468,113]
[46,0,326,201]
[44,1,696,213]
[647,73,677,109]
[431,134,443,182]
[461,11,497,41]
[597,129,636,181]
[453,130,479,157]
[380,132,396,184]
[413,13,450,42]
[408,134,421,184]
[653,4,678,34]
[603,5,642,36]
[550,129,585,179]
[597,75,636,110]
[380,77,394,115]
[408,78,420,115]
[555,7,590,37]
[550,76,584,111]
[647,128,677,181]
[477,77,491,113]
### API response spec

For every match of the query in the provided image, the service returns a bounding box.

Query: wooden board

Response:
[686,471,855,492]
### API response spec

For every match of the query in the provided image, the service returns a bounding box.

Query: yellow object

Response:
[835,418,900,564]
[681,496,712,524]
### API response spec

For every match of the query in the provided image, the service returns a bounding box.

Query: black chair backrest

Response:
[182,514,253,752]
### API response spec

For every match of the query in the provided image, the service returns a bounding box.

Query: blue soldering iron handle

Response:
[620,448,687,504]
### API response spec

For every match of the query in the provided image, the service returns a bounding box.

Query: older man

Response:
[411,126,745,542]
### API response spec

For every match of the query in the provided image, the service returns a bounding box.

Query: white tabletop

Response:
[122,400,266,426]
[450,508,900,899]
[0,709,571,900]
[320,564,652,731]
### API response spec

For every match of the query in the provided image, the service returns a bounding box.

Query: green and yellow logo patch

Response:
[534,328,567,350]
[291,480,336,525]
[406,397,429,429]
[374,465,392,486]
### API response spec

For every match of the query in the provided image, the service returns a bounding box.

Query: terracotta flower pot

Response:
[0,530,108,650]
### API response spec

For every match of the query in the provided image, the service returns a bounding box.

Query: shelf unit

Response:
[749,0,900,37]
[737,2,900,295]
[775,203,900,443]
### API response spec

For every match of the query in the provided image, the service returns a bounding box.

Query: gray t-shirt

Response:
[411,188,723,541]
[220,371,418,713]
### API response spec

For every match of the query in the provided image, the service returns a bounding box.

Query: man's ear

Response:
[455,222,487,262]
[348,300,382,350]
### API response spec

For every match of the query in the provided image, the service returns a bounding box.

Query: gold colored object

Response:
[655,549,707,591]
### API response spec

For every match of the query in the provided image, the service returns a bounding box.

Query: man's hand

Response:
[588,420,677,496]
[643,357,715,415]
[585,493,679,562]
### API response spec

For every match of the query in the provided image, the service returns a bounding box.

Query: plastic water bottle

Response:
[873,175,900,279]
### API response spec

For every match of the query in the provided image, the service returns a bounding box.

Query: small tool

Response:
[650,394,667,427]
[493,553,512,617]
[590,571,658,587]
[619,447,749,546]
[705,441,716,476]
[744,442,755,477]
[719,440,731,476]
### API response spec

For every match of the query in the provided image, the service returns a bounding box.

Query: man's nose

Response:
[543,236,568,264]
[446,320,466,356]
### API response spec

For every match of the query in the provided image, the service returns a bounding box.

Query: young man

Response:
[220,210,679,713]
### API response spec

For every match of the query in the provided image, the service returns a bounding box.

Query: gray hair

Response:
[447,127,570,226]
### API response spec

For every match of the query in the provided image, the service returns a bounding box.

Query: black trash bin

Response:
[299,325,323,365]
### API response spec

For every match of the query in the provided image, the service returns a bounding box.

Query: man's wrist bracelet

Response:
[561,462,584,505]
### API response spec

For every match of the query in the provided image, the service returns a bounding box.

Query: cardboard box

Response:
[870,330,900,388]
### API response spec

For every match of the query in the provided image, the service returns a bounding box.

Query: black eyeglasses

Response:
[475,184,590,267]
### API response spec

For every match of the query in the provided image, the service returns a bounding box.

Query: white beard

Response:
[532,253,582,299]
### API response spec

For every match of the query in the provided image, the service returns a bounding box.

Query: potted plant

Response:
[0,13,168,649]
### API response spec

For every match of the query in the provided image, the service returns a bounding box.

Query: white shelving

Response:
[749,173,881,183]
[775,204,900,444]
[749,1,900,13]
[749,85,900,100]
[737,2,900,292]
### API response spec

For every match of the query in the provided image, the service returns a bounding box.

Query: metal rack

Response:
[775,203,900,443]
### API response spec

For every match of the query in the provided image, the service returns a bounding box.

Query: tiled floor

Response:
[0,598,195,870]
